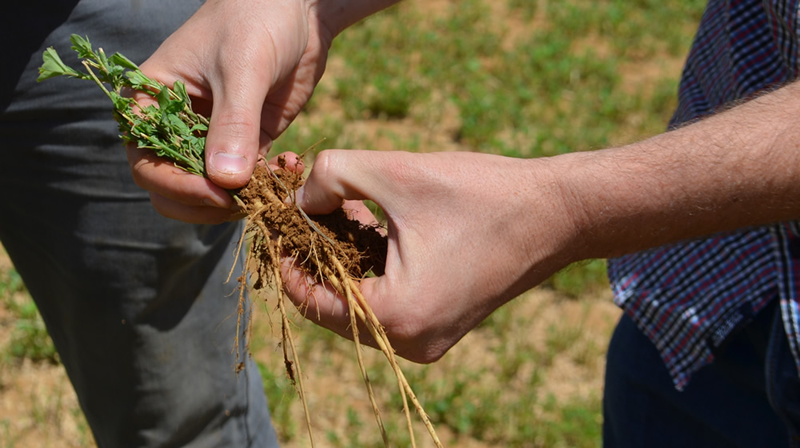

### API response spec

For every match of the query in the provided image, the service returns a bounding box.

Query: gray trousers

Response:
[0,1,279,446]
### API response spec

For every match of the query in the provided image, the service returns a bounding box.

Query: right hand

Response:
[127,0,334,224]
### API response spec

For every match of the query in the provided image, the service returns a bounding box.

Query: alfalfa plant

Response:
[39,34,442,448]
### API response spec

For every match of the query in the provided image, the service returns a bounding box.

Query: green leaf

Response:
[106,63,127,82]
[189,137,206,158]
[163,98,185,115]
[126,70,161,92]
[190,122,208,133]
[140,104,160,118]
[39,34,209,177]
[107,91,133,112]
[156,88,185,121]
[168,114,191,135]
[109,52,139,71]
[37,48,84,81]
[173,80,192,108]
[69,34,93,59]
[155,86,172,110]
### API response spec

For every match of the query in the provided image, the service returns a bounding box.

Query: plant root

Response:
[232,160,442,448]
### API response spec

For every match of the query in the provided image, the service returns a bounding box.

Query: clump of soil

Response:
[234,161,387,288]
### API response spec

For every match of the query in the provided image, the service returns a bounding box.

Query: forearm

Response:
[312,0,402,37]
[559,81,800,260]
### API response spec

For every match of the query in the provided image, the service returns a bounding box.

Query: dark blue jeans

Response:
[604,298,798,447]
[0,2,279,447]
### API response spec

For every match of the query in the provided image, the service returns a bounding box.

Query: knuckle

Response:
[311,150,337,180]
[207,109,260,146]
[306,150,346,206]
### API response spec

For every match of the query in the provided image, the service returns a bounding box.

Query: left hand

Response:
[282,150,583,362]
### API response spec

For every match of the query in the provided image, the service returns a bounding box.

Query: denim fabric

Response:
[0,2,279,447]
[603,299,797,447]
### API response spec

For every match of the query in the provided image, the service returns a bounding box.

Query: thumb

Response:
[295,149,383,215]
[204,76,271,190]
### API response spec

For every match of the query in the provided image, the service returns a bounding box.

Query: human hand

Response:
[282,150,584,362]
[127,0,333,223]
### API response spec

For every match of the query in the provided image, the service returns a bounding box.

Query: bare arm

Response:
[565,81,800,260]
[314,0,403,37]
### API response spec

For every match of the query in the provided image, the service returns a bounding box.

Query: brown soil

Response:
[235,162,388,284]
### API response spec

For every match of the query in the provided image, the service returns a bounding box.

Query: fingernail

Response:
[202,198,227,208]
[210,152,248,174]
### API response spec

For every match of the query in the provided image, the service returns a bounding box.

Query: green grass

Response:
[536,394,603,448]
[549,260,610,298]
[0,268,57,364]
[0,262,94,447]
[257,360,298,442]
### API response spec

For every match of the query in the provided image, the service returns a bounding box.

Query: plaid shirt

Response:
[607,0,800,390]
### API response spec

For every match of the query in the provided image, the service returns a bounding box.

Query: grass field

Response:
[0,0,706,446]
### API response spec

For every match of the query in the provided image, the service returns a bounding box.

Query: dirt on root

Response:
[235,161,388,285]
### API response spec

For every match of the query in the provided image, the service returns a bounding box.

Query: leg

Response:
[603,299,789,448]
[0,2,279,446]
[766,300,800,447]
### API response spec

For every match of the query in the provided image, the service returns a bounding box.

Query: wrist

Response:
[309,0,401,37]
[552,145,677,261]
[492,156,593,291]
[535,153,599,264]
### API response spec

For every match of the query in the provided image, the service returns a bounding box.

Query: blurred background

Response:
[0,0,706,446]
